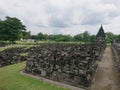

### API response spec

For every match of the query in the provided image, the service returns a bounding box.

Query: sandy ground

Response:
[91,47,120,90]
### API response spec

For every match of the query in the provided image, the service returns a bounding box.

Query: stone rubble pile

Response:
[25,43,105,88]
[112,41,120,72]
[0,42,7,47]
[0,47,27,67]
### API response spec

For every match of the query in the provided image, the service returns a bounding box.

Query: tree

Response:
[74,31,90,42]
[47,34,73,42]
[37,32,48,40]
[48,35,55,41]
[105,32,114,43]
[116,34,120,41]
[0,16,26,43]
[74,33,83,41]
[82,31,90,42]
[54,34,72,42]
[0,20,6,40]
[22,31,31,39]
[30,35,37,40]
[90,35,96,42]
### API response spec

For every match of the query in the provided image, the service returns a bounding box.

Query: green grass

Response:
[0,62,68,90]
[20,53,28,56]
[0,45,34,52]
[16,40,90,45]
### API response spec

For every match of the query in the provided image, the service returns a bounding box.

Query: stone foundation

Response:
[25,43,105,88]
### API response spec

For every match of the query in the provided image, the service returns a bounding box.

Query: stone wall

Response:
[112,42,120,72]
[25,43,105,88]
[0,47,27,67]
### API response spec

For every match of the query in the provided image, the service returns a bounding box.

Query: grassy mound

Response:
[0,62,68,90]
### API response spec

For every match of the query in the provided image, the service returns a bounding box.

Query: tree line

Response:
[29,32,120,43]
[0,16,120,43]
[30,31,95,43]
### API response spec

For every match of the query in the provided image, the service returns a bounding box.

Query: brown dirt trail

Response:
[91,47,120,90]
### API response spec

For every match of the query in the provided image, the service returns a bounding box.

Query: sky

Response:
[0,0,120,35]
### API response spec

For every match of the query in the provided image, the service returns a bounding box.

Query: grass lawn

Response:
[0,44,34,52]
[0,62,68,90]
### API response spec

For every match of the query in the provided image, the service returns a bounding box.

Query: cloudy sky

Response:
[0,0,120,35]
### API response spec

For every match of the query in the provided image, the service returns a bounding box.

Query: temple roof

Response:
[96,25,105,37]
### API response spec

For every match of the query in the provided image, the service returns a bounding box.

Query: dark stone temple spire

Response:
[96,25,105,38]
[96,25,106,43]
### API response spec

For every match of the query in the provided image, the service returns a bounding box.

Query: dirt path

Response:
[91,47,120,90]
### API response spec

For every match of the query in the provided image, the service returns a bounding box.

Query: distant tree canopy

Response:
[0,16,26,43]
[90,35,96,42]
[30,31,120,44]
[30,31,92,43]
[48,34,73,42]
[22,31,31,39]
[0,16,120,44]
[37,32,48,40]
[74,31,91,42]
[105,32,115,43]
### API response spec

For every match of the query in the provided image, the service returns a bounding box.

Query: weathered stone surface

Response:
[0,42,7,47]
[0,47,27,67]
[112,41,120,73]
[25,43,105,88]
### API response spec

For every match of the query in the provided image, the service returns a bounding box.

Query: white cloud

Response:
[0,0,120,35]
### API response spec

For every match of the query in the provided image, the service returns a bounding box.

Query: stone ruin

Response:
[0,47,27,67]
[0,42,7,47]
[112,40,120,73]
[25,43,106,88]
[24,26,106,88]
[96,25,106,46]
